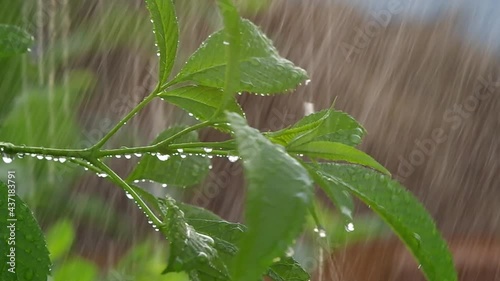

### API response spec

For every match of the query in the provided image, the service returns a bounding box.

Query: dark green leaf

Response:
[178,202,245,257]
[159,197,230,281]
[0,180,51,281]
[268,109,366,148]
[267,257,309,281]
[172,19,307,94]
[313,163,457,281]
[289,141,390,175]
[226,112,313,281]
[145,0,179,84]
[304,164,354,222]
[127,127,210,187]
[0,25,33,57]
[159,86,243,125]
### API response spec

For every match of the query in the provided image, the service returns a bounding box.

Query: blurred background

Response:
[0,0,499,280]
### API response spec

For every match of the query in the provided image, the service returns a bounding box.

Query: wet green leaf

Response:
[172,19,307,94]
[227,112,313,281]
[267,256,309,281]
[127,127,210,187]
[313,163,457,281]
[145,0,179,84]
[159,86,243,125]
[0,25,33,57]
[159,197,230,281]
[0,181,51,281]
[268,109,366,148]
[289,141,390,175]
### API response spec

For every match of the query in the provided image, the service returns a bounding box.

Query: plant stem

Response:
[91,90,159,151]
[89,159,163,226]
[0,143,91,159]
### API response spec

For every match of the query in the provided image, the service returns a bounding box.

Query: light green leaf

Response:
[145,0,179,84]
[313,163,457,281]
[159,197,230,281]
[172,19,308,94]
[0,25,33,57]
[53,258,98,281]
[267,257,309,281]
[0,181,51,281]
[127,127,210,187]
[226,112,313,281]
[268,109,366,148]
[289,141,390,175]
[46,219,75,261]
[159,86,243,124]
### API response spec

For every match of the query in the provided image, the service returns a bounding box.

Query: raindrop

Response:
[208,165,213,170]
[59,157,67,163]
[133,180,140,183]
[27,48,32,52]
[177,148,184,153]
[96,173,108,178]
[36,155,44,160]
[305,79,311,85]
[115,155,122,159]
[188,113,194,117]
[286,247,295,257]
[223,41,230,45]
[125,192,133,200]
[228,155,239,162]
[180,154,187,159]
[162,184,168,188]
[134,153,142,157]
[418,264,422,269]
[208,155,213,159]
[198,252,209,259]
[2,154,13,164]
[45,156,53,161]
[314,226,327,238]
[84,167,89,171]
[345,222,355,232]
[156,52,160,57]
[157,154,170,161]
[272,257,281,262]
[124,154,132,159]
[203,147,213,153]
[17,153,24,159]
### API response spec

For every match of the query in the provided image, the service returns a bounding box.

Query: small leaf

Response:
[267,257,309,281]
[46,219,75,261]
[127,127,210,187]
[172,19,308,94]
[0,25,33,57]
[268,109,366,148]
[289,141,390,175]
[159,86,243,125]
[0,181,51,281]
[313,163,457,281]
[226,112,313,281]
[159,197,230,281]
[144,0,179,84]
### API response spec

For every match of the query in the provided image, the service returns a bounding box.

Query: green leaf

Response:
[177,202,245,257]
[46,219,75,261]
[172,19,308,94]
[0,180,51,281]
[289,141,390,175]
[159,197,230,281]
[127,127,210,187]
[159,86,243,124]
[53,258,98,281]
[267,257,309,281]
[313,163,457,281]
[0,25,33,57]
[226,112,313,281]
[304,164,354,222]
[268,109,366,148]
[145,0,179,85]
